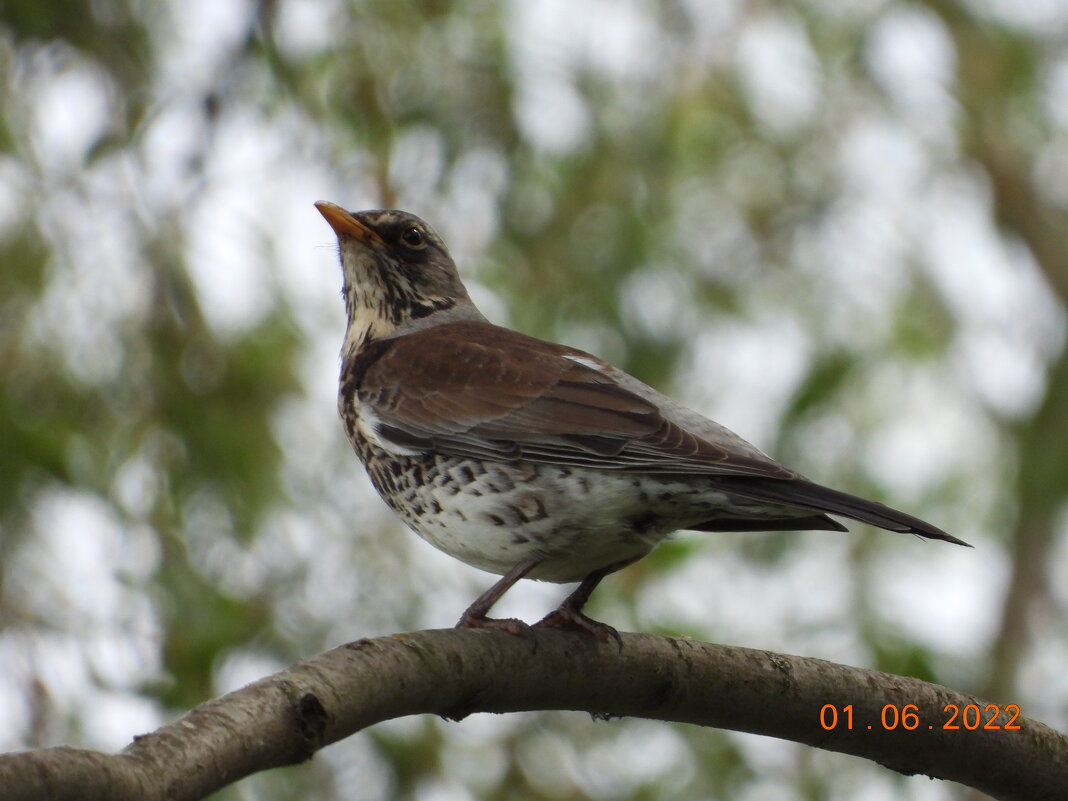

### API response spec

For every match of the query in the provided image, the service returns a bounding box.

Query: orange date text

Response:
[819,703,1021,732]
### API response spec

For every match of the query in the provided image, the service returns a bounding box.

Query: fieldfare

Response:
[316,201,968,640]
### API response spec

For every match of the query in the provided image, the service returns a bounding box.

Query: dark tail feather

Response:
[690,514,848,533]
[712,477,971,547]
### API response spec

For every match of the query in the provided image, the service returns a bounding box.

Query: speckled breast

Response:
[348,435,738,583]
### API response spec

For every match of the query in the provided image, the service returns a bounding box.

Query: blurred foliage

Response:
[1,0,1066,800]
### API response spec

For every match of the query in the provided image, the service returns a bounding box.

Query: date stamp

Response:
[819,703,1022,731]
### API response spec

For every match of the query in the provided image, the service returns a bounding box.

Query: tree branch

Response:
[2,629,1064,801]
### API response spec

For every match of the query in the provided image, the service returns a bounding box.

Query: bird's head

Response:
[315,202,479,352]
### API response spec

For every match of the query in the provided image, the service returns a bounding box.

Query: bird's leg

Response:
[535,557,640,648]
[456,557,542,637]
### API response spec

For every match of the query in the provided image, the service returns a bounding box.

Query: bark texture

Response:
[1,629,1064,801]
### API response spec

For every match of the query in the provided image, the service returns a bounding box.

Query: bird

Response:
[315,200,969,642]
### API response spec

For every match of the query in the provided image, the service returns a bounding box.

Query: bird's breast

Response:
[352,444,740,582]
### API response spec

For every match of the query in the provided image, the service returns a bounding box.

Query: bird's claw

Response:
[456,612,535,640]
[535,608,623,650]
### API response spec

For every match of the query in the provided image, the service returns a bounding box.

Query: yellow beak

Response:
[314,201,383,245]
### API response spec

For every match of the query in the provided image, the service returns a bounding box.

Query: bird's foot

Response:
[535,607,622,650]
[455,610,534,639]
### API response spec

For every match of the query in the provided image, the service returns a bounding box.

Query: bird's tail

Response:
[711,476,970,546]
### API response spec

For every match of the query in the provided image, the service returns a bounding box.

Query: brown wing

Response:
[348,321,796,479]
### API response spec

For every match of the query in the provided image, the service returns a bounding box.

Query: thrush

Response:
[315,201,969,641]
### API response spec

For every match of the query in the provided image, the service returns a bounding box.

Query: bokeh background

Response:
[1,1,1066,799]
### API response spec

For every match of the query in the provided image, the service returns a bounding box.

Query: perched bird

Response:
[316,201,968,641]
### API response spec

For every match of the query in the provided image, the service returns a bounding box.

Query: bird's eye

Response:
[400,227,426,249]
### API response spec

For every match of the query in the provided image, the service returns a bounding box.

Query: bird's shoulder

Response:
[344,319,630,400]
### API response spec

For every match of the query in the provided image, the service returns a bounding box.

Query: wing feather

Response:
[348,321,795,479]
